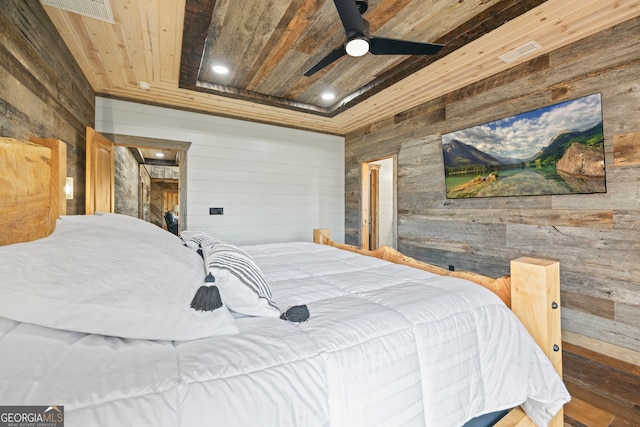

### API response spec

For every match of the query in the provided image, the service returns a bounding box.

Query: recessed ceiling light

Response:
[322,92,335,101]
[212,65,229,75]
[137,81,151,90]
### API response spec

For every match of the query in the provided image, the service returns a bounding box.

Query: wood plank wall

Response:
[0,0,94,214]
[345,17,640,424]
[114,146,141,218]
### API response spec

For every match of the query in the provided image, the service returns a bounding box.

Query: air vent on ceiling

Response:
[41,0,115,23]
[498,41,542,64]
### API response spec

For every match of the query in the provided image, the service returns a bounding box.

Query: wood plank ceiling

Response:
[43,0,640,135]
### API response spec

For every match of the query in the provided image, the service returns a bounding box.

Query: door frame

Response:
[360,155,397,250]
[100,133,191,231]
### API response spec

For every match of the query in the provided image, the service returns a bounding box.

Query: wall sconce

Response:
[65,177,74,199]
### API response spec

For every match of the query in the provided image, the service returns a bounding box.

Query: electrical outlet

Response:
[448,265,455,271]
[209,207,223,215]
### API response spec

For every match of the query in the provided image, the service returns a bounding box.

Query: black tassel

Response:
[190,284,222,312]
[280,305,310,322]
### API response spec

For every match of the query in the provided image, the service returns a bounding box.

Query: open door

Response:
[361,157,397,250]
[362,163,382,250]
[86,127,115,214]
[162,189,179,229]
[360,163,371,250]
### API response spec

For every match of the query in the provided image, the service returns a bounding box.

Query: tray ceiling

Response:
[43,0,640,135]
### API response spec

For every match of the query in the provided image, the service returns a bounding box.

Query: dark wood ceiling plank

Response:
[328,0,550,115]
[180,0,550,117]
[365,0,414,34]
[196,0,230,84]
[292,0,343,56]
[203,0,291,88]
[244,0,318,92]
[178,0,216,89]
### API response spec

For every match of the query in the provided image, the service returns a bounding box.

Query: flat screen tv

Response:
[441,93,606,198]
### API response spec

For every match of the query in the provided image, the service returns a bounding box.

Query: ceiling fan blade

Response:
[304,45,347,76]
[334,0,366,37]
[369,37,444,55]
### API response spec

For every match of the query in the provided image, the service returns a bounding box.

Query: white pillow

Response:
[0,214,238,341]
[202,241,280,317]
[179,230,223,251]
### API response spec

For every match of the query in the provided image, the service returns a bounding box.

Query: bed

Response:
[0,137,570,426]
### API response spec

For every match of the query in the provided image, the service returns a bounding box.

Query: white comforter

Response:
[0,241,569,427]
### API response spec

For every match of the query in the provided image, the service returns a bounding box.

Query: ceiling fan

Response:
[304,0,445,77]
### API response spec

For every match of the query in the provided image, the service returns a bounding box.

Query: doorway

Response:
[103,132,191,231]
[361,156,397,250]
[112,145,180,228]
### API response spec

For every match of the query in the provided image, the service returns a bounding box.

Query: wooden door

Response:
[360,163,370,250]
[85,127,115,214]
[368,164,381,250]
[162,189,179,230]
[362,157,397,250]
[163,190,179,215]
[360,162,381,250]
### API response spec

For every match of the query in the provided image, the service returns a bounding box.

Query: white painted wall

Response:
[95,97,345,244]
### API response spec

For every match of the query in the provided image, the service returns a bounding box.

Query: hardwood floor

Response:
[562,342,640,426]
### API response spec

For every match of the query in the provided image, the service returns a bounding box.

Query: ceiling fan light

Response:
[212,64,229,75]
[345,37,369,57]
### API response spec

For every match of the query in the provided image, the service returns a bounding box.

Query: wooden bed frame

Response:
[313,230,564,427]
[0,138,564,426]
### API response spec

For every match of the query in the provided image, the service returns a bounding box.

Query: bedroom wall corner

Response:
[0,0,95,215]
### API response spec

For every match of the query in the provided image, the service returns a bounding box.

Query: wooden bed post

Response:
[510,257,563,427]
[313,228,331,244]
[510,257,562,375]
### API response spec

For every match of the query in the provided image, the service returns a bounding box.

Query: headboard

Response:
[0,137,66,246]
